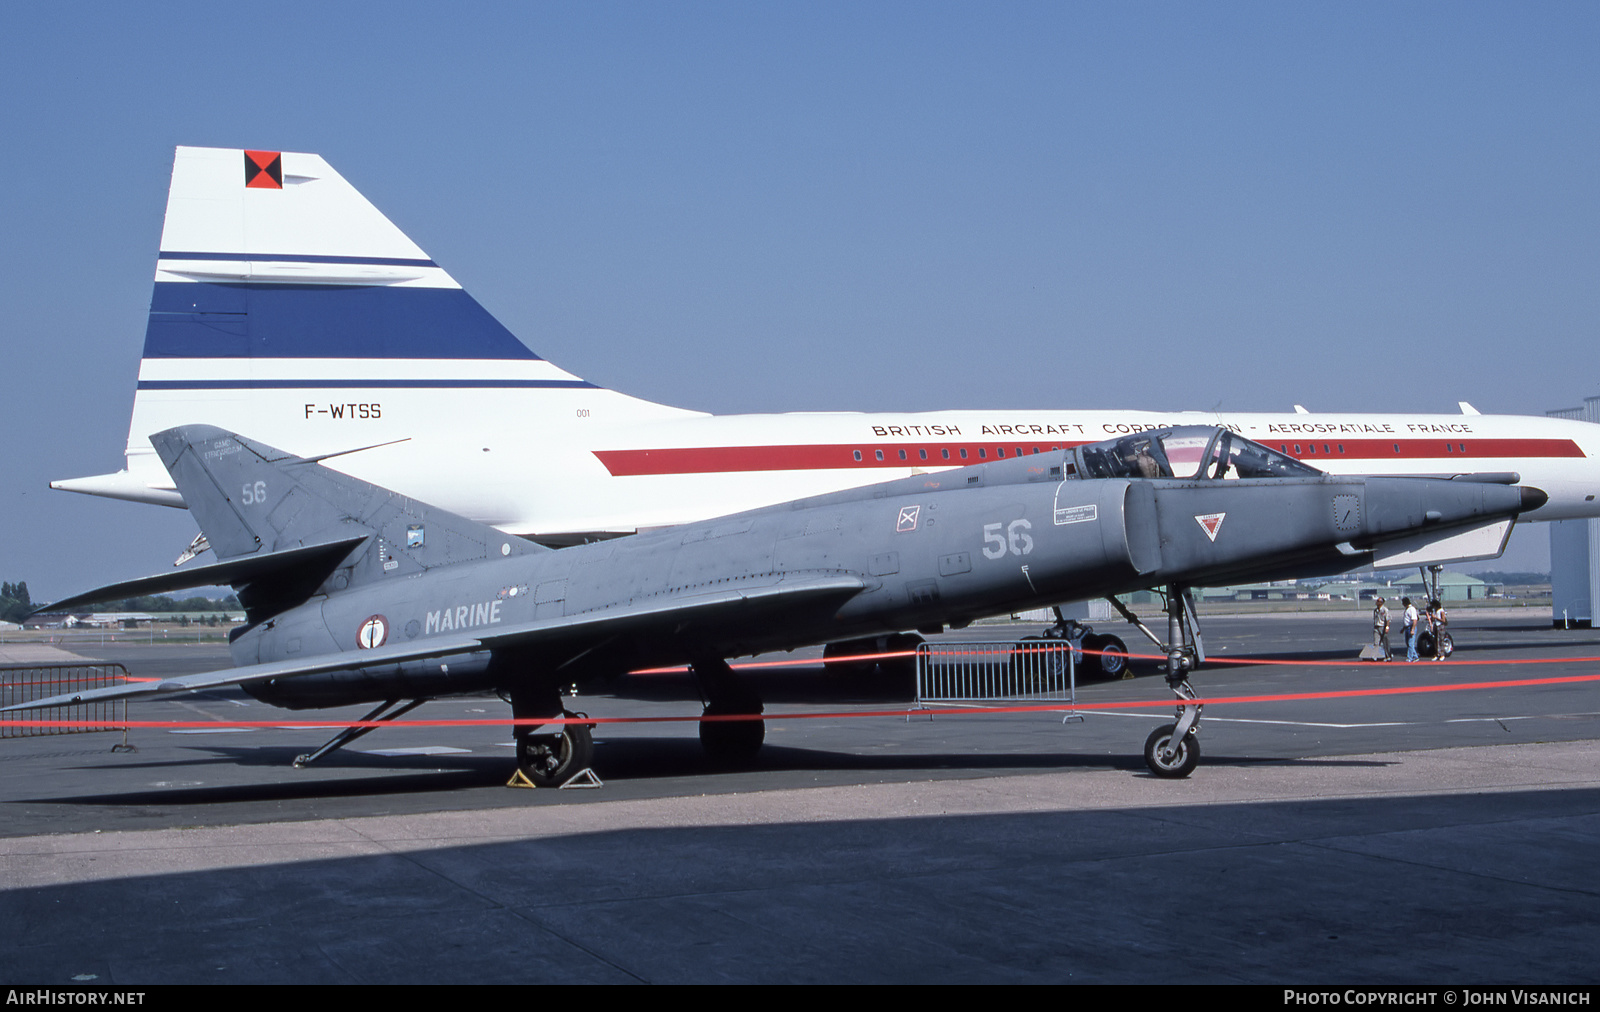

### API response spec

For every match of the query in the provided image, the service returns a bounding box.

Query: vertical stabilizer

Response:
[145,147,545,363]
[57,147,695,513]
[152,425,545,577]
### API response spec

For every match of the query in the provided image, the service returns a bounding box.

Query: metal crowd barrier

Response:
[915,640,1076,713]
[0,663,133,747]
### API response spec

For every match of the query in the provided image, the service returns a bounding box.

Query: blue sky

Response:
[3,2,1594,596]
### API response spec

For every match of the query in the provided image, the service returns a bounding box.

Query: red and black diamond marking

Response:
[244,150,283,189]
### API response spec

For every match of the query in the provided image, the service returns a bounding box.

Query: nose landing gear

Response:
[1144,678,1202,779]
[1144,585,1205,778]
[1144,721,1200,778]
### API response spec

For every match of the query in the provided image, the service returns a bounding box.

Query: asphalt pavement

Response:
[2,610,1597,984]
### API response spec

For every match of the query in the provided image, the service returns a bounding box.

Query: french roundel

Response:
[356,614,389,649]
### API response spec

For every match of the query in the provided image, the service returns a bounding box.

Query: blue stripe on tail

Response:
[143,282,540,360]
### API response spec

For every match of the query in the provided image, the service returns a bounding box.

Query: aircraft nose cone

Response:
[1521,486,1550,512]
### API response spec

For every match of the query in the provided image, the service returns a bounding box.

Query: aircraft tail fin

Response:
[59,146,695,510]
[144,147,551,365]
[153,424,544,613]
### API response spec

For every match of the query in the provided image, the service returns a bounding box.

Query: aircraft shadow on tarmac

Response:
[28,739,1395,808]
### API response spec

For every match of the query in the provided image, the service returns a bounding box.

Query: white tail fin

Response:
[145,147,548,362]
[57,146,695,511]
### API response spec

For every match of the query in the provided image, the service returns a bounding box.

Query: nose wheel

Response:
[1143,722,1199,778]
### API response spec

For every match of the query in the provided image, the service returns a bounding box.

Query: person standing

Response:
[1429,598,1449,658]
[1372,596,1391,661]
[1402,597,1421,662]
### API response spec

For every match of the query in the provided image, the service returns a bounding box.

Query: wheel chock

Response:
[505,767,605,789]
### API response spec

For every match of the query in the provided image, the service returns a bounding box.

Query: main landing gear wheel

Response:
[517,722,594,787]
[1417,631,1454,659]
[699,710,766,763]
[1085,634,1130,679]
[1143,722,1200,779]
[691,657,767,764]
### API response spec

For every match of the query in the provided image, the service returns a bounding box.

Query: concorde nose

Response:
[1522,486,1550,512]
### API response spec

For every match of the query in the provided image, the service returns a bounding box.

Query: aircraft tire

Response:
[1439,632,1454,658]
[700,712,765,763]
[1092,635,1130,679]
[1143,723,1199,779]
[517,722,594,787]
[1079,634,1103,677]
[1417,632,1436,658]
[1010,635,1073,692]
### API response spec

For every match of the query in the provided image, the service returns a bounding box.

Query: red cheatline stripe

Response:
[591,438,1584,476]
[6,670,1599,729]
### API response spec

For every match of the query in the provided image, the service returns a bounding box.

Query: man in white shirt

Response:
[1402,597,1421,662]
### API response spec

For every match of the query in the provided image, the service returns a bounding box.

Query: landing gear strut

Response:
[1416,564,1454,659]
[1134,585,1206,778]
[1037,608,1130,680]
[1050,589,1209,776]
[293,698,429,767]
[692,658,765,763]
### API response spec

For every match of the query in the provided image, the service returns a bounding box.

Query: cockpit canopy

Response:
[1068,427,1322,481]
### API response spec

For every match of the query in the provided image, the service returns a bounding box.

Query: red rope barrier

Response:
[6,670,1599,730]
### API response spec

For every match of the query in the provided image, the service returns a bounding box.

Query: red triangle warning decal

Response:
[1195,512,1226,542]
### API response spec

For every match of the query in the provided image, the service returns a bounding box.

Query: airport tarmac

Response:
[3,612,1598,984]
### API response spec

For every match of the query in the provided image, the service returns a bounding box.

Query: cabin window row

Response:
[1275,442,1472,456]
[849,445,1062,463]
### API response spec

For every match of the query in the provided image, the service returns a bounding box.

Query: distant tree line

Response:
[101,593,244,613]
[1,581,241,622]
[1470,571,1551,586]
[1,582,33,623]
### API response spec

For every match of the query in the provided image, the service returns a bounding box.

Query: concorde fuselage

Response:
[59,146,1600,546]
[93,394,1600,540]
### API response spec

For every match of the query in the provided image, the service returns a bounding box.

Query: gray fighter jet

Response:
[8,424,1543,779]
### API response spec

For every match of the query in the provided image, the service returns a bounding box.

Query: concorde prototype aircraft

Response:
[11,424,1545,779]
[57,147,1600,559]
